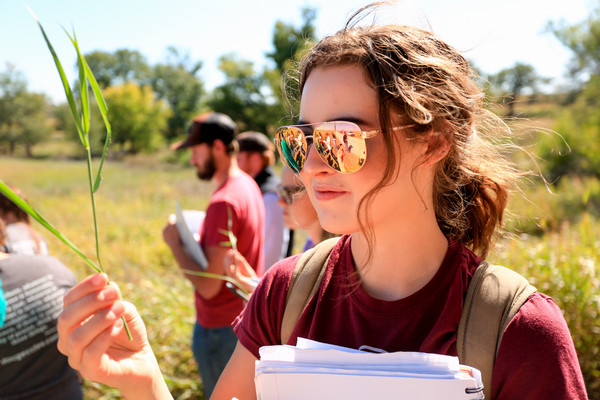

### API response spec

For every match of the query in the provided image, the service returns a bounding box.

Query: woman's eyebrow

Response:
[296,117,371,126]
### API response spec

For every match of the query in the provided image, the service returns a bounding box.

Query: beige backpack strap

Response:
[280,237,340,344]
[457,262,537,400]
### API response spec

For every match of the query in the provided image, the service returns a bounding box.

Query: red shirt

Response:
[196,172,264,328]
[234,234,587,399]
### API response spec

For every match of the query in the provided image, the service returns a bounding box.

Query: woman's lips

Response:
[313,186,347,201]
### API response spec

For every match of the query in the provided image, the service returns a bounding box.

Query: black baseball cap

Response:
[171,112,237,150]
[236,131,274,153]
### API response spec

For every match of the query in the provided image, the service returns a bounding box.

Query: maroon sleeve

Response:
[492,292,588,399]
[232,255,301,358]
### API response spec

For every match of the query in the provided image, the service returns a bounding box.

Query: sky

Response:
[0,0,594,104]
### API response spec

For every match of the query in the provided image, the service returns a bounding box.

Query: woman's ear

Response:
[422,131,451,166]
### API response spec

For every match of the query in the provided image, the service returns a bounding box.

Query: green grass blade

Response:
[179,269,249,296]
[0,180,101,273]
[82,51,112,193]
[64,29,91,143]
[65,29,112,193]
[78,55,90,140]
[27,6,86,146]
[62,28,105,267]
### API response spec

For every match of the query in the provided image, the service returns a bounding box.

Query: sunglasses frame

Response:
[275,121,411,174]
[276,184,306,205]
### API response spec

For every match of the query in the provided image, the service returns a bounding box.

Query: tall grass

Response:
[3,155,599,398]
[1,157,212,399]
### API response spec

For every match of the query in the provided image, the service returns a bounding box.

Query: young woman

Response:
[224,166,334,293]
[277,166,335,251]
[56,4,587,400]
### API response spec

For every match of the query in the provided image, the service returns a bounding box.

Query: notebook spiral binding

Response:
[466,384,485,399]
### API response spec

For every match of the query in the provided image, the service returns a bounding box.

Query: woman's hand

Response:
[57,273,172,400]
[224,249,259,295]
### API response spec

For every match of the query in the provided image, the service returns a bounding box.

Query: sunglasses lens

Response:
[276,186,291,204]
[277,184,305,205]
[313,121,367,173]
[276,127,307,173]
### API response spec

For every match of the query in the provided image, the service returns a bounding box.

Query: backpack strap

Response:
[457,262,537,400]
[280,237,340,344]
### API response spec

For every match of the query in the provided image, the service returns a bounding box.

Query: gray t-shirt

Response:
[0,255,82,400]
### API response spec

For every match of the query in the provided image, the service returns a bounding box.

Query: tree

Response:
[547,5,600,78]
[488,63,549,116]
[53,100,107,157]
[0,64,52,157]
[538,3,600,182]
[267,7,316,72]
[103,82,170,154]
[149,47,204,141]
[206,54,280,134]
[85,49,150,89]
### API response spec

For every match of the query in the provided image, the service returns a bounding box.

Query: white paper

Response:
[255,338,484,400]
[174,201,207,269]
[256,372,480,400]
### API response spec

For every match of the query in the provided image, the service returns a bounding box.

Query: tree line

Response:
[1,5,599,181]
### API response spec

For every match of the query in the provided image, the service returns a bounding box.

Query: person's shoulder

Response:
[232,170,259,186]
[0,255,77,285]
[494,292,587,398]
[259,254,302,291]
[222,171,262,198]
[508,291,569,336]
[1,254,64,267]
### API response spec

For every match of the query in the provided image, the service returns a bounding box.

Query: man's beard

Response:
[196,152,216,181]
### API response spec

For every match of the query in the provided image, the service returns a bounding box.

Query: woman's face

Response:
[277,167,319,230]
[297,65,432,236]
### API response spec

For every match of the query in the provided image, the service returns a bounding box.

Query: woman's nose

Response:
[302,143,333,178]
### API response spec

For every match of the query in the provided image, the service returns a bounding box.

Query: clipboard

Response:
[174,201,208,270]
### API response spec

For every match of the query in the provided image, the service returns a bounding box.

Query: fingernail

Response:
[91,273,106,286]
[111,301,125,316]
[101,286,118,301]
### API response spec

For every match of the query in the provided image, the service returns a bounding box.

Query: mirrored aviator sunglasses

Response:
[275,121,380,174]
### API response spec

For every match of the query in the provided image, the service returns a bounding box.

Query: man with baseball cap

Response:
[163,112,265,398]
[236,131,292,271]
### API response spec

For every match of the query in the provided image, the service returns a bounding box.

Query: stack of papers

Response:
[173,201,207,269]
[255,338,484,400]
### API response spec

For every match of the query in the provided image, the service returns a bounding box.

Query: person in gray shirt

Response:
[0,218,82,400]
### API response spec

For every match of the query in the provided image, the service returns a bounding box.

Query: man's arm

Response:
[163,223,226,299]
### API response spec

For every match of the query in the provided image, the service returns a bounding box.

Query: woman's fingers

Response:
[77,320,124,381]
[62,273,109,307]
[57,274,122,356]
[60,300,125,369]
[224,249,235,274]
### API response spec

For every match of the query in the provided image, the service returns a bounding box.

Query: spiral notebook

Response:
[255,338,484,400]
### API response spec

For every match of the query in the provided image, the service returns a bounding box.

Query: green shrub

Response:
[506,176,600,235]
[493,214,600,398]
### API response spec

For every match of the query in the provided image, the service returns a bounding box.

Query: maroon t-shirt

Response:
[196,172,264,328]
[233,234,587,399]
